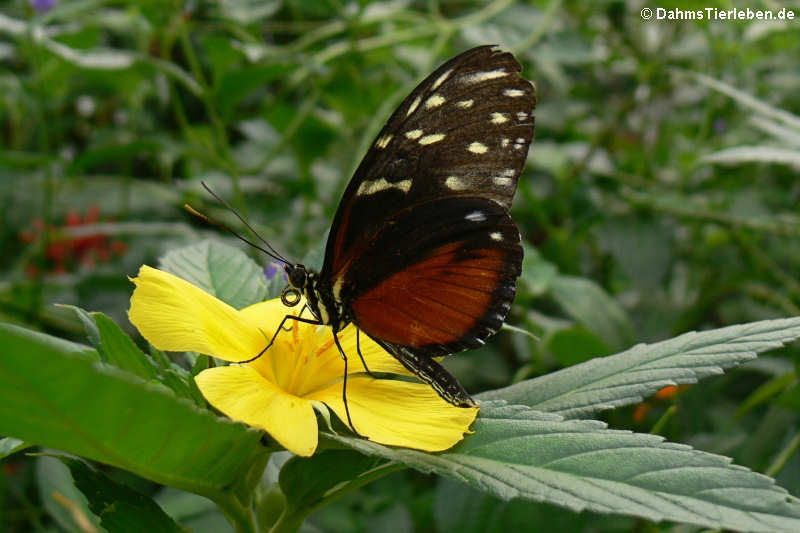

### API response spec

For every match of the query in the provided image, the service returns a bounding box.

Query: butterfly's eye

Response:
[287,264,307,289]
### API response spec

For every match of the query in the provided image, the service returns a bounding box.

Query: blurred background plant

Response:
[1,0,798,531]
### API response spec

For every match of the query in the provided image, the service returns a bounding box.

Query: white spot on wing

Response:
[465,211,486,222]
[407,96,421,116]
[357,178,412,196]
[516,111,528,121]
[419,133,445,145]
[490,232,503,241]
[405,129,423,140]
[462,69,509,84]
[490,112,509,124]
[503,168,515,177]
[493,176,513,186]
[444,176,469,190]
[501,138,510,147]
[504,88,525,98]
[431,69,453,90]
[514,137,526,150]
[375,134,392,149]
[468,142,488,154]
[456,99,474,109]
[425,94,446,109]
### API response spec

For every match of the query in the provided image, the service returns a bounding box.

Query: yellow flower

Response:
[128,265,478,457]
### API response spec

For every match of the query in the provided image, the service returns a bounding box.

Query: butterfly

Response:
[212,45,535,432]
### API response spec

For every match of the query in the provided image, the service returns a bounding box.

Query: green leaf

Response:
[42,38,136,70]
[94,311,159,380]
[0,437,29,459]
[595,217,672,289]
[0,322,267,498]
[751,116,800,147]
[155,487,224,529]
[545,326,609,366]
[275,449,398,530]
[776,383,800,412]
[694,73,800,131]
[36,455,103,533]
[435,478,599,533]
[331,403,800,533]
[0,12,201,94]
[518,243,557,296]
[702,146,800,169]
[216,64,294,119]
[549,275,635,352]
[63,306,195,400]
[215,0,281,23]
[481,317,800,419]
[60,456,187,533]
[59,304,102,348]
[159,240,267,310]
[280,450,385,513]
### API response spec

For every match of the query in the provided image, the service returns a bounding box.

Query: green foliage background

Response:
[1,0,799,531]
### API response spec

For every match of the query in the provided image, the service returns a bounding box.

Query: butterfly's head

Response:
[285,263,308,289]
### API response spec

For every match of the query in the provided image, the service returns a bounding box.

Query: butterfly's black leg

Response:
[240,313,322,364]
[332,331,363,437]
[355,329,376,378]
[280,304,309,332]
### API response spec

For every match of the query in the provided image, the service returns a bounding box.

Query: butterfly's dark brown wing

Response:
[321,45,534,281]
[318,46,534,406]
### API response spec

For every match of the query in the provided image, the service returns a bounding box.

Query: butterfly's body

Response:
[271,45,536,417]
[298,269,344,330]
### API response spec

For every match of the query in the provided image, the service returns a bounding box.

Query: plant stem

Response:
[217,493,258,533]
[765,432,800,478]
[267,509,304,533]
[650,405,677,435]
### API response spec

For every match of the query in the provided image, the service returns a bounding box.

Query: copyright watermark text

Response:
[641,7,796,21]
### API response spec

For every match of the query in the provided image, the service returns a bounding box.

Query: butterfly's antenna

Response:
[184,203,289,266]
[194,181,292,265]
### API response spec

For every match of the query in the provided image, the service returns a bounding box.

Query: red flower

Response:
[19,206,127,277]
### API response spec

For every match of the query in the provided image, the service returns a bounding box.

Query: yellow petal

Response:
[238,298,294,334]
[128,266,264,362]
[334,325,412,376]
[309,378,478,452]
[240,301,408,375]
[195,366,318,456]
[238,301,412,395]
